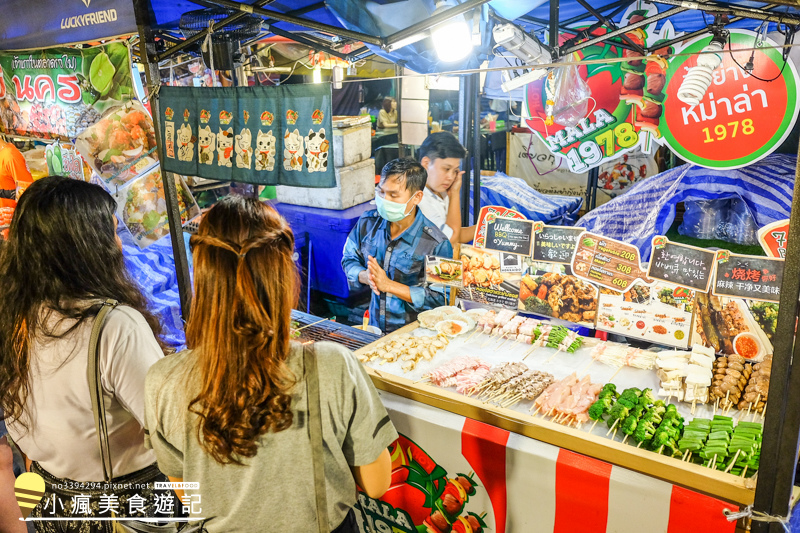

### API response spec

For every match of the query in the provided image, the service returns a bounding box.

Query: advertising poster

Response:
[523,5,674,173]
[596,281,694,349]
[426,256,463,288]
[757,219,790,258]
[0,41,132,139]
[692,290,775,361]
[114,166,199,250]
[507,132,589,196]
[456,245,521,309]
[517,260,598,326]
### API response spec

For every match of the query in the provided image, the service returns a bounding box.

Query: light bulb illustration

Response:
[14,472,45,519]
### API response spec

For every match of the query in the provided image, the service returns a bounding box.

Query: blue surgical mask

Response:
[375,194,417,222]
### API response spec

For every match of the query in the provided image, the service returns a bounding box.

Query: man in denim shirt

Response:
[342,159,453,333]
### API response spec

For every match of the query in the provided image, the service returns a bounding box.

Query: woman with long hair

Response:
[144,196,396,532]
[0,176,179,531]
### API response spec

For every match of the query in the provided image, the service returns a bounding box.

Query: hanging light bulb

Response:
[677,34,727,106]
[312,65,322,84]
[431,0,473,63]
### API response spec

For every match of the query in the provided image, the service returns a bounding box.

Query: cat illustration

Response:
[198,126,216,165]
[235,128,253,169]
[283,128,303,171]
[304,128,329,173]
[255,130,276,171]
[217,127,234,167]
[177,124,194,162]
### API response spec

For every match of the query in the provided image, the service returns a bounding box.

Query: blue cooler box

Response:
[272,200,373,299]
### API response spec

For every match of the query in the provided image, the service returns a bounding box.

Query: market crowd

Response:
[0,132,469,533]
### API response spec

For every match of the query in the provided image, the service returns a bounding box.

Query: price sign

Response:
[757,219,789,259]
[484,217,534,255]
[571,232,652,291]
[532,224,584,264]
[713,251,784,303]
[647,237,715,292]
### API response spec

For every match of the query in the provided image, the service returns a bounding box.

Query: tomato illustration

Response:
[636,320,646,329]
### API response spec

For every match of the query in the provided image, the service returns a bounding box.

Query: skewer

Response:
[608,366,623,382]
[724,449,741,473]
[580,359,595,375]
[622,435,629,445]
[480,335,498,349]
[723,390,730,412]
[294,318,329,332]
[761,402,767,420]
[657,445,664,455]
[691,385,698,415]
[682,449,690,461]
[687,451,692,463]
[637,441,643,448]
[740,465,748,478]
[531,406,541,415]
[708,455,716,470]
[590,419,599,432]
[545,350,560,364]
[464,329,480,343]
[523,347,537,360]
[494,338,509,352]
[745,402,753,418]
[713,397,719,416]
[606,418,619,436]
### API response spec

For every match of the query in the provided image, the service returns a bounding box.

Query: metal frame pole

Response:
[132,0,193,320]
[458,75,472,228]
[384,0,493,48]
[471,73,481,226]
[752,146,800,532]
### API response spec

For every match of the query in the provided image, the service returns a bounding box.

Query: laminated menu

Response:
[571,232,652,291]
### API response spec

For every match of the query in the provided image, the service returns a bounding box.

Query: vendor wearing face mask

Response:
[417,132,475,245]
[343,158,453,333]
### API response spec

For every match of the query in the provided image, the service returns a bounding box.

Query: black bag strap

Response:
[304,343,330,533]
[87,299,119,483]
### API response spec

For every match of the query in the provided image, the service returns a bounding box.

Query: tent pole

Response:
[458,75,472,228]
[133,0,193,321]
[471,73,481,226]
[751,145,800,532]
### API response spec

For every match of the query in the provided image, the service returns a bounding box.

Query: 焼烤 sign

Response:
[571,232,652,291]
[484,217,534,256]
[647,237,716,292]
[0,42,132,140]
[713,251,784,303]
[660,30,799,169]
[532,223,584,264]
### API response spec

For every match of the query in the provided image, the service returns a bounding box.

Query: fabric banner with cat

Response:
[158,84,335,187]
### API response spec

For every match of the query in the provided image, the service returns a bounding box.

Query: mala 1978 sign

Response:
[660,30,799,169]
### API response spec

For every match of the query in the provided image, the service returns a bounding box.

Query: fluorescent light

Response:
[312,65,322,84]
[431,0,473,63]
[500,68,548,93]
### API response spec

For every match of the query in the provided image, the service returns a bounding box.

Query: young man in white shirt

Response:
[417,132,476,245]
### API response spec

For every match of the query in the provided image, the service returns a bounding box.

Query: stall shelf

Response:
[357,320,757,508]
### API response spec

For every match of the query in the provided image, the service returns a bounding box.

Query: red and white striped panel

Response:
[365,391,738,533]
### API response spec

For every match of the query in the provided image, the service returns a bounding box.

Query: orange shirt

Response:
[0,142,32,208]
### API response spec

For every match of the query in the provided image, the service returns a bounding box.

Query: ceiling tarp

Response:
[0,0,137,50]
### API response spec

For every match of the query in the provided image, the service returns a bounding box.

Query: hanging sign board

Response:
[713,251,784,303]
[532,223,584,264]
[571,232,652,292]
[757,219,790,258]
[660,30,800,169]
[484,217,534,256]
[0,42,132,140]
[647,236,716,292]
[523,5,675,173]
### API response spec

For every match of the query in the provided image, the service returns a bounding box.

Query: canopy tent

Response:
[0,0,137,50]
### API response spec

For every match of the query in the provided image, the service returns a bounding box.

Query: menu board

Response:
[425,256,462,288]
[596,280,695,349]
[517,260,598,326]
[473,206,525,249]
[647,237,715,292]
[757,219,789,259]
[456,245,521,309]
[713,251,784,303]
[571,232,653,292]
[484,217,534,255]
[532,223,584,264]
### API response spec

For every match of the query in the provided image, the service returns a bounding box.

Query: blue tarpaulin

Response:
[575,154,796,261]
[0,0,137,50]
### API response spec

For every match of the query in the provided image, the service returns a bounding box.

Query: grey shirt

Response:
[143,341,398,532]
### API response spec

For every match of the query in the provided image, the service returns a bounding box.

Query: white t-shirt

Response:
[6,305,163,481]
[418,186,454,239]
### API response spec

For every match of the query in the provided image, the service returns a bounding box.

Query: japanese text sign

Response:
[532,223,584,264]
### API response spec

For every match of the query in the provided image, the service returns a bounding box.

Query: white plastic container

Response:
[276,158,375,210]
[333,115,372,168]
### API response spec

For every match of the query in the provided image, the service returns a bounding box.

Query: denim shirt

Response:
[342,208,453,333]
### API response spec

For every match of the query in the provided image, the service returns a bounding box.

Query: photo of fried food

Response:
[519,271,597,324]
[427,258,462,283]
[461,250,503,289]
